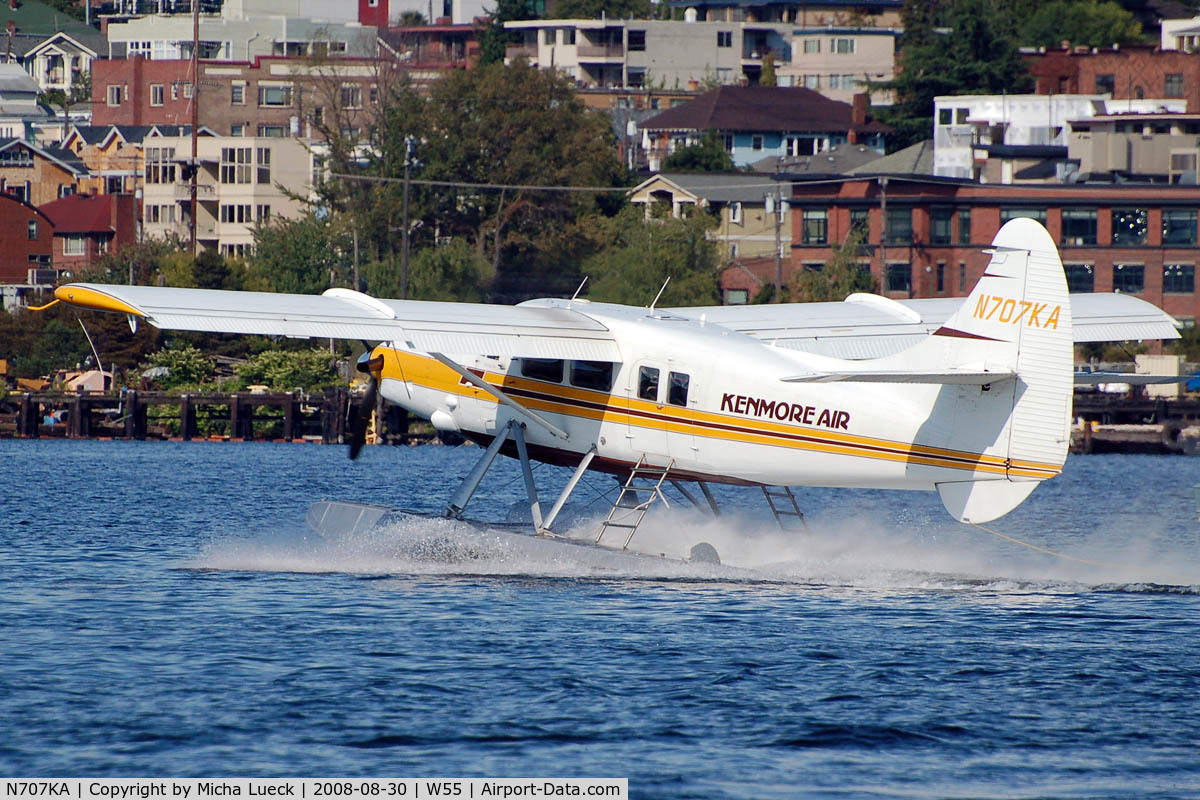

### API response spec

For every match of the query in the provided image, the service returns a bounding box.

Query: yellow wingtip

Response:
[55,285,146,317]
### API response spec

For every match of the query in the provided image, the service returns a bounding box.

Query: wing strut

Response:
[430,352,569,440]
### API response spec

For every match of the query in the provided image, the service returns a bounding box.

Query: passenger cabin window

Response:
[638,366,659,401]
[520,358,563,383]
[570,360,613,392]
[668,372,690,406]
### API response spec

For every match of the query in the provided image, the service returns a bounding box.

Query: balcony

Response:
[577,44,624,60]
[173,183,217,202]
[506,44,537,60]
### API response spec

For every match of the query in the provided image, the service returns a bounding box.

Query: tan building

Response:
[629,172,789,264]
[140,133,314,257]
[1068,113,1200,182]
[0,138,90,206]
[776,27,898,104]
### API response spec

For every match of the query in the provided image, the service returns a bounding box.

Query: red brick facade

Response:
[40,193,139,275]
[90,56,386,138]
[1026,45,1199,112]
[0,193,54,284]
[778,177,1200,323]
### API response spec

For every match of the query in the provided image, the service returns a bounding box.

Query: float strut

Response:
[539,447,596,535]
[444,419,515,519]
[512,422,543,531]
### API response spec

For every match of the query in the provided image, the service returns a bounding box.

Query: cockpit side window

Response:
[570,360,614,392]
[519,358,563,383]
[638,366,660,401]
[668,371,690,406]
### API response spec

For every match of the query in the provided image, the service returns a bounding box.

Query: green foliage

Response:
[84,240,180,286]
[409,239,495,301]
[234,349,340,393]
[873,0,1033,151]
[139,346,215,391]
[554,0,652,18]
[580,206,720,306]
[192,249,243,291]
[476,0,540,66]
[662,129,736,172]
[792,226,876,302]
[1019,1,1142,50]
[246,214,349,294]
[761,52,777,87]
[1169,325,1200,361]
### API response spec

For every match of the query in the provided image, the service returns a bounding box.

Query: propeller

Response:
[349,351,383,460]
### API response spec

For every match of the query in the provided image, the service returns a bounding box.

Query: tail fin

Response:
[929,217,1073,522]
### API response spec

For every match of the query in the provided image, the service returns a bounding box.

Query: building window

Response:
[937,108,952,125]
[1164,264,1195,293]
[340,84,362,109]
[729,202,742,224]
[1061,208,1098,245]
[832,38,854,54]
[1162,209,1197,245]
[1064,263,1094,292]
[257,84,292,106]
[959,261,966,292]
[725,289,748,304]
[1111,208,1148,245]
[1165,73,1184,98]
[885,207,912,244]
[231,83,245,104]
[256,204,270,222]
[1000,207,1047,225]
[256,147,271,184]
[543,29,556,45]
[150,84,164,106]
[802,209,827,245]
[803,74,819,89]
[930,207,953,244]
[803,39,820,54]
[231,124,244,136]
[107,85,121,106]
[751,135,764,151]
[1096,74,1115,94]
[63,235,85,256]
[628,30,645,51]
[27,220,37,240]
[850,208,869,237]
[886,264,911,293]
[721,134,733,152]
[145,147,176,184]
[936,261,945,293]
[220,147,252,183]
[258,124,287,137]
[1113,263,1144,293]
[717,31,732,48]
[958,208,971,244]
[565,29,575,45]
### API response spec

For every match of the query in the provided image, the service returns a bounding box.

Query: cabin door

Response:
[625,361,670,464]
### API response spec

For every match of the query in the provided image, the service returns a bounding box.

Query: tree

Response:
[554,0,652,18]
[873,0,1033,150]
[1019,1,1143,50]
[408,239,495,301]
[761,52,777,87]
[138,345,215,390]
[579,206,721,306]
[234,349,341,392]
[792,226,876,302]
[246,214,350,294]
[662,129,735,172]
[476,0,540,66]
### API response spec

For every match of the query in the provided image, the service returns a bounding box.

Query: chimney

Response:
[851,92,867,126]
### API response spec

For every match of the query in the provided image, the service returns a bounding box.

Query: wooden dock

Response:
[0,389,412,444]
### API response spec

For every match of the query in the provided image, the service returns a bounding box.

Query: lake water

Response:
[2,439,1199,798]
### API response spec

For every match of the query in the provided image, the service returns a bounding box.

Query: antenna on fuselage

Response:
[648,276,671,313]
[568,276,589,308]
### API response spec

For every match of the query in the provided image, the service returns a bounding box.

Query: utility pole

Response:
[188,0,199,257]
[400,135,418,300]
[768,185,785,302]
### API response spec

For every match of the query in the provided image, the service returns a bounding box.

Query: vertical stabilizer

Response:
[934,218,1073,522]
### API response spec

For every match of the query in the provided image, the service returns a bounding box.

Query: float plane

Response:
[51,219,1180,562]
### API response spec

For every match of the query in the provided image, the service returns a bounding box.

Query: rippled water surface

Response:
[2,440,1199,798]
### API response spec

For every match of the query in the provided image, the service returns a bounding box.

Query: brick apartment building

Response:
[1027,44,1198,112]
[0,192,54,286]
[90,56,386,138]
[39,193,139,275]
[779,175,1200,324]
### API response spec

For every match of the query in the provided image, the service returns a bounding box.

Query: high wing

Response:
[667,292,1180,359]
[53,283,619,361]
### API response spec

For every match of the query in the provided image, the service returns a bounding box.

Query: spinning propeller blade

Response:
[349,351,383,460]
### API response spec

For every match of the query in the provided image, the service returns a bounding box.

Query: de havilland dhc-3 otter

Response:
[49,219,1181,565]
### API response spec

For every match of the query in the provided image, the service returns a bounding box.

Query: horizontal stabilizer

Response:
[782,369,1016,385]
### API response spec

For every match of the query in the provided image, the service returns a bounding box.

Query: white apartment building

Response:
[141,134,313,257]
[933,94,1187,179]
[1160,16,1200,51]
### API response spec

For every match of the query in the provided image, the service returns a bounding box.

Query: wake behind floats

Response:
[53,219,1178,559]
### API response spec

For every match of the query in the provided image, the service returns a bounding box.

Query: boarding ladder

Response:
[762,486,809,532]
[596,456,675,549]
